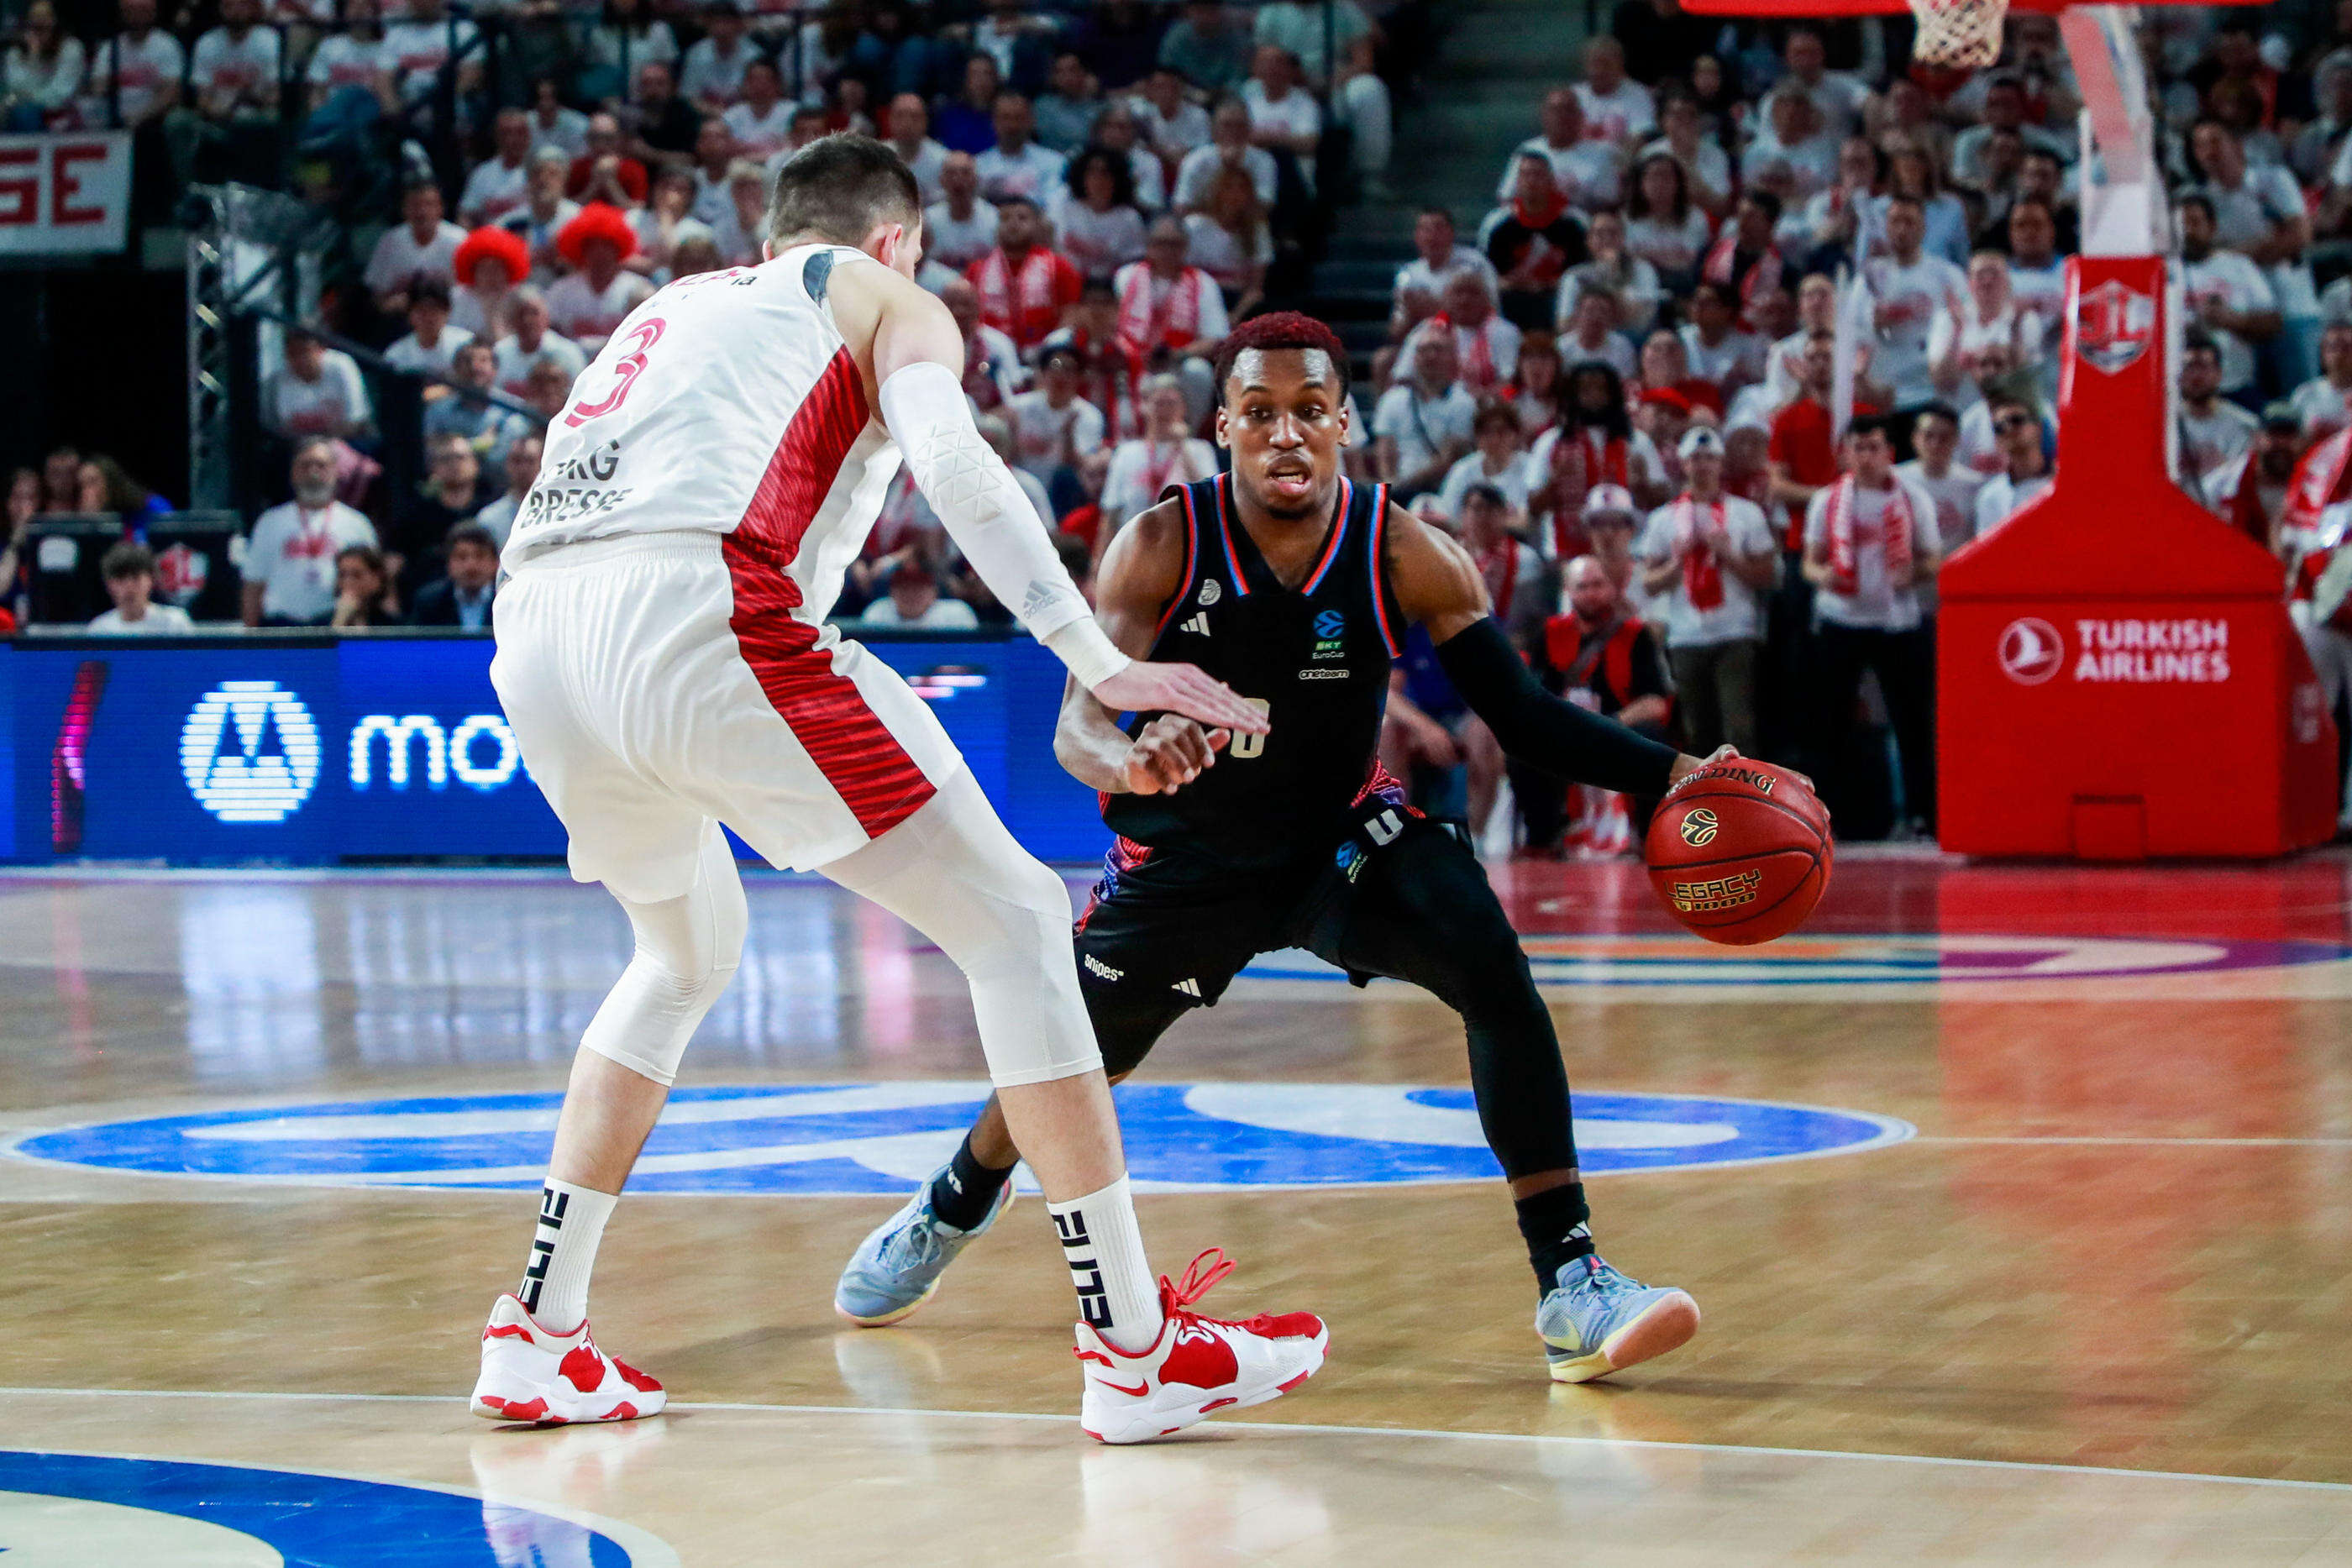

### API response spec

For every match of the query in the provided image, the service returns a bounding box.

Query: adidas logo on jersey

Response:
[1172,978,1201,998]
[1179,613,1211,637]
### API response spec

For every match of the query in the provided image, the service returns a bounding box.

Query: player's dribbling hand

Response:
[1095,661,1271,737]
[1122,716,1230,794]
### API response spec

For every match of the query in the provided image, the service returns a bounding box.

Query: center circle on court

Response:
[8,1083,1912,1196]
[0,1452,664,1566]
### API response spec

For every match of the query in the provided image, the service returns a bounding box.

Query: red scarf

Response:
[1478,538,1520,617]
[1429,312,1499,391]
[2219,455,2277,549]
[1674,493,1727,611]
[1512,187,1567,233]
[1700,228,1782,328]
[1115,263,1205,358]
[1547,429,1631,558]
[1825,476,1913,598]
[2284,427,2352,537]
[972,245,1063,346]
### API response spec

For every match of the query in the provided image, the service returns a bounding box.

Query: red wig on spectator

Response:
[454,225,532,288]
[556,202,639,269]
[1210,312,1352,401]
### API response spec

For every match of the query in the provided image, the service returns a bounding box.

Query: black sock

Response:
[928,1132,1015,1231]
[1515,1183,1594,1292]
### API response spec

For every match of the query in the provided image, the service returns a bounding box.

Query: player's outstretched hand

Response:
[1668,746,1817,794]
[1122,716,1230,794]
[1095,661,1271,736]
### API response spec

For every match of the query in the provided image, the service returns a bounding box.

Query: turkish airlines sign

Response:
[0,133,132,255]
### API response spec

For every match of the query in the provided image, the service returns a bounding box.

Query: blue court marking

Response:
[0,1450,669,1565]
[8,1083,1914,1196]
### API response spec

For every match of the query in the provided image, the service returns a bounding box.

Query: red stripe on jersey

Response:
[723,348,936,838]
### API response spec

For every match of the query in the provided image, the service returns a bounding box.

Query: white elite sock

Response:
[517,1179,617,1334]
[1047,1176,1164,1353]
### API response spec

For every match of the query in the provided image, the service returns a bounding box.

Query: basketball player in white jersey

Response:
[471,136,1328,1445]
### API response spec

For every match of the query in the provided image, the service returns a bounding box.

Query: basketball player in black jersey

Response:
[838,313,1715,1382]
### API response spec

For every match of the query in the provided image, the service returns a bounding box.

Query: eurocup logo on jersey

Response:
[2075,280,2155,375]
[181,680,323,823]
[1998,617,2065,685]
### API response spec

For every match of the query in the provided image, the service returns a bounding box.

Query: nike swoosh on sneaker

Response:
[1099,1379,1151,1398]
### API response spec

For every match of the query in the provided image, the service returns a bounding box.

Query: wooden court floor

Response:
[3,852,2351,1565]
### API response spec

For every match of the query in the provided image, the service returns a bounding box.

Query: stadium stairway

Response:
[1306,0,1596,368]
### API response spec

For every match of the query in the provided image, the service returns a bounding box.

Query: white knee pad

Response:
[821,770,1103,1088]
[581,824,746,1086]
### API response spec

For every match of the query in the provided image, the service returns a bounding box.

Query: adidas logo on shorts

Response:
[1171,978,1201,998]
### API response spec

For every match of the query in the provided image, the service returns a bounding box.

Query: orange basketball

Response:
[1645,760,1832,946]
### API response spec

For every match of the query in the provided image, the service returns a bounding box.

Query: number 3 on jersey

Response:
[564,317,665,427]
[1230,698,1270,759]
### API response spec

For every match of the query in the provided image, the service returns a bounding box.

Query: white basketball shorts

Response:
[491,531,964,903]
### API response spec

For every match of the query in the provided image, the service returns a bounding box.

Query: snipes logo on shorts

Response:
[1671,868,1761,913]
[1677,807,1719,847]
[181,681,322,824]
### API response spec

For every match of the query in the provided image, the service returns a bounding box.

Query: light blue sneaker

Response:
[1536,1255,1700,1383]
[834,1165,1014,1327]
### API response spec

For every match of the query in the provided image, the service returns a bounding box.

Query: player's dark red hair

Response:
[1212,311,1351,401]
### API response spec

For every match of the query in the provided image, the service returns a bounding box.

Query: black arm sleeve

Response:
[1434,616,1679,796]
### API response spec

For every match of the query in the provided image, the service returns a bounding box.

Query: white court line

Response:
[4,1386,2349,1496]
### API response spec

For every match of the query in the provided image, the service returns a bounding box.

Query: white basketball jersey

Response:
[507,243,900,623]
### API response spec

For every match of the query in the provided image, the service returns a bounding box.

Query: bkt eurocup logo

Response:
[1677,807,1719,847]
[181,680,323,823]
[1998,617,2065,685]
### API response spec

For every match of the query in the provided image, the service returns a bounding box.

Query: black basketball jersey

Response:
[1102,473,1406,868]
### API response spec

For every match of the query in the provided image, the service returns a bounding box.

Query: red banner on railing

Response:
[0,133,133,256]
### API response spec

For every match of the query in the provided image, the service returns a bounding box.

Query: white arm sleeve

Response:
[878,360,1131,689]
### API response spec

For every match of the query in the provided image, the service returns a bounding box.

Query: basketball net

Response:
[1908,0,2005,68]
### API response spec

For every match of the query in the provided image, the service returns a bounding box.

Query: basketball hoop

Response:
[1907,0,2006,68]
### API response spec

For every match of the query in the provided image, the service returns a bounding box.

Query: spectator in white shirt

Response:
[1100,374,1218,536]
[1131,66,1210,165]
[526,76,590,158]
[1437,401,1535,520]
[1572,37,1653,147]
[366,180,468,314]
[3,1,82,128]
[381,0,480,105]
[384,277,475,379]
[678,0,754,112]
[858,559,980,629]
[1004,339,1108,500]
[722,56,791,159]
[1392,207,1497,337]
[1640,92,1731,219]
[921,150,999,274]
[2292,321,2352,439]
[1375,326,1478,494]
[1896,404,1985,582]
[1558,286,1638,382]
[941,277,1026,412]
[470,432,541,549]
[2189,117,2319,390]
[1252,0,1391,184]
[1624,152,1711,286]
[1800,415,1940,831]
[244,440,381,627]
[1864,195,1968,410]
[974,91,1065,204]
[459,108,538,226]
[172,0,279,181]
[1777,27,1871,135]
[1637,426,1777,753]
[882,92,949,202]
[1499,87,1623,212]
[89,543,197,634]
[264,328,375,440]
[1740,87,1838,206]
[2176,334,2260,487]
[546,204,655,355]
[2177,195,2280,400]
[1437,269,1521,395]
[1173,97,1278,212]
[1083,101,1169,212]
[1950,74,2069,186]
[1057,149,1148,282]
[495,287,586,399]
[1678,281,1767,400]
[1929,249,2041,403]
[87,0,182,131]
[1972,394,2053,537]
[1557,208,1662,337]
[1241,46,1320,171]
[499,149,582,284]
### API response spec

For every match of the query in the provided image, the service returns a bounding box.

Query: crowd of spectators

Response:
[1358,5,2352,849]
[14,0,2352,842]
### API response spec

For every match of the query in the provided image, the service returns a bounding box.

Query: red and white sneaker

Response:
[1074,1250,1327,1445]
[470,1294,666,1426]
